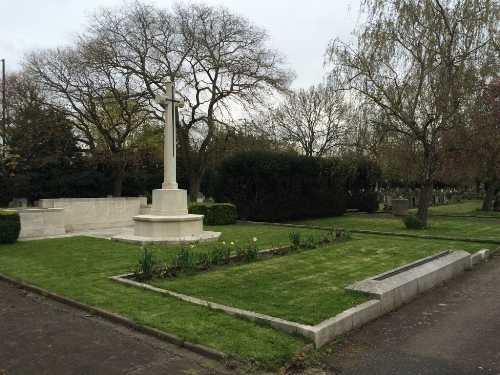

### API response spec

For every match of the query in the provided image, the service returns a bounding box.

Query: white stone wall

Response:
[35,197,146,233]
[17,208,65,238]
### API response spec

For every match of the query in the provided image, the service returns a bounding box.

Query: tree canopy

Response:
[78,1,295,198]
[327,0,500,223]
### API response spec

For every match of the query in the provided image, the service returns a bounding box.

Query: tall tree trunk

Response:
[113,165,124,197]
[482,181,497,212]
[177,125,208,201]
[188,174,202,202]
[416,183,431,225]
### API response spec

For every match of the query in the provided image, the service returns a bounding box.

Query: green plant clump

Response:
[235,242,259,262]
[339,229,353,240]
[0,211,21,244]
[304,232,318,249]
[288,230,301,251]
[173,246,197,275]
[188,203,237,225]
[403,214,427,230]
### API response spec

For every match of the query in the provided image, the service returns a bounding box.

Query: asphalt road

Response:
[314,251,500,375]
[0,281,246,375]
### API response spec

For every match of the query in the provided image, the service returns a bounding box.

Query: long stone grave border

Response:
[110,248,490,348]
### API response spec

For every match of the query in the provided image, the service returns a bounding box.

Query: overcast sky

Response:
[1,0,360,89]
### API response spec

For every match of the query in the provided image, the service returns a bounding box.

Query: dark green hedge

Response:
[0,211,21,244]
[344,157,381,213]
[188,203,237,225]
[212,151,348,222]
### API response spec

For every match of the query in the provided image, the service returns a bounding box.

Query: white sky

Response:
[0,0,360,89]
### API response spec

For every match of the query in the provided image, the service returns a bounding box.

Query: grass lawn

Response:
[409,199,500,217]
[0,236,308,369]
[295,216,500,240]
[149,234,494,325]
[0,220,497,369]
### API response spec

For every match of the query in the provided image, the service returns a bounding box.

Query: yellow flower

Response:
[190,244,195,249]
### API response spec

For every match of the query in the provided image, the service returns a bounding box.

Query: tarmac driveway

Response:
[0,281,244,375]
[315,251,500,375]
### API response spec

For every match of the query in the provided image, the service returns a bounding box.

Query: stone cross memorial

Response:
[155,82,183,190]
[113,82,221,245]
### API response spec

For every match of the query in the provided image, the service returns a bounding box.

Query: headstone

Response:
[386,195,392,209]
[442,193,448,204]
[392,199,409,216]
[8,198,27,208]
[414,195,419,206]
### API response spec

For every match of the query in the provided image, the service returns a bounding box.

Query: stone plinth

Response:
[392,199,409,216]
[150,189,188,216]
[112,188,221,245]
[134,214,203,238]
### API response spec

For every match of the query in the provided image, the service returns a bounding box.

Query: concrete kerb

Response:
[110,248,490,348]
[0,273,227,361]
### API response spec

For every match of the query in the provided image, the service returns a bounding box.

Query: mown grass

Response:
[150,234,495,325]
[296,215,500,240]
[409,199,500,217]
[0,236,308,369]
[1,219,497,369]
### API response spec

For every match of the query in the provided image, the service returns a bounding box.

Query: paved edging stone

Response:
[110,249,491,348]
[0,273,227,361]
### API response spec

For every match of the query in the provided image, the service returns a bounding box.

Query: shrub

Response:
[188,203,237,225]
[0,211,21,244]
[403,214,427,229]
[213,151,348,222]
[344,157,381,213]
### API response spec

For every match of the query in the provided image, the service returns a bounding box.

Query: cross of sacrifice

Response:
[155,82,184,189]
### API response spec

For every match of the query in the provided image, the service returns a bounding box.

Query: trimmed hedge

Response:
[0,211,21,244]
[212,151,348,222]
[344,157,381,213]
[188,203,237,225]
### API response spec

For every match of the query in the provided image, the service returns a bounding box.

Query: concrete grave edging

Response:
[110,249,489,348]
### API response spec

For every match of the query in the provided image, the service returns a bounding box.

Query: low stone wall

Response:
[110,248,489,348]
[18,197,147,238]
[17,208,65,238]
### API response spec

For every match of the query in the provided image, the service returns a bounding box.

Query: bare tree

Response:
[270,84,347,157]
[24,46,151,197]
[81,1,295,199]
[327,0,500,224]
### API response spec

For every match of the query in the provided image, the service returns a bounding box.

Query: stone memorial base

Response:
[112,188,221,245]
[111,227,221,245]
